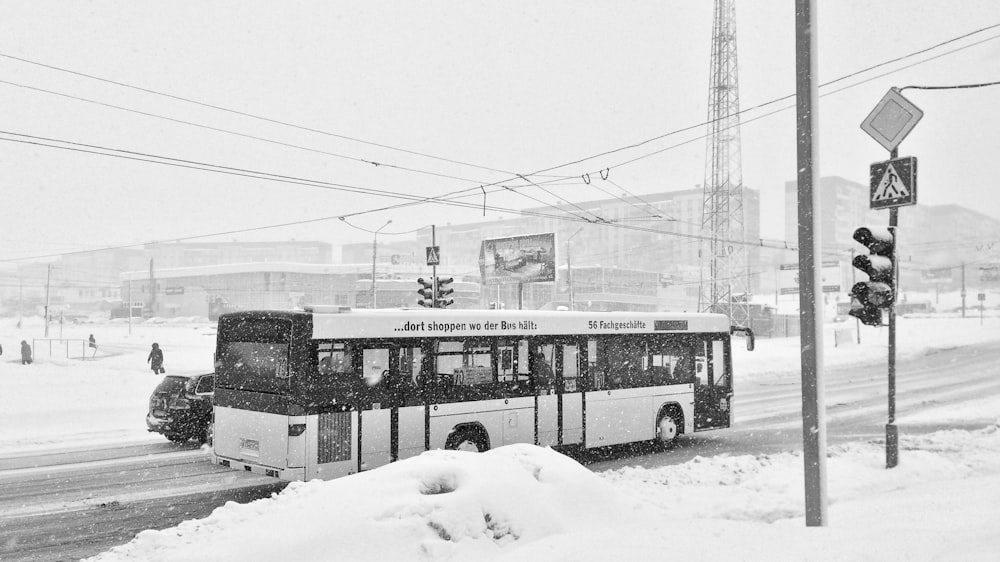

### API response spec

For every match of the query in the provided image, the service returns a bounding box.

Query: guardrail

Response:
[31,338,89,360]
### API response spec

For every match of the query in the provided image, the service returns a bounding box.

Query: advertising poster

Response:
[479,233,556,285]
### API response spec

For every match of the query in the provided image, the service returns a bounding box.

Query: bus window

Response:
[693,341,709,386]
[711,339,728,387]
[560,344,580,392]
[363,348,389,387]
[518,340,530,382]
[533,344,555,392]
[603,336,644,388]
[648,338,697,385]
[317,342,352,377]
[433,340,493,386]
[588,339,605,389]
[399,346,423,386]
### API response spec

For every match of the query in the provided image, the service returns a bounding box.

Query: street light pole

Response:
[371,220,392,308]
[567,227,584,310]
[44,264,52,337]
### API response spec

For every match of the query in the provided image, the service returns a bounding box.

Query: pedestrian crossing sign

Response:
[869,156,917,209]
[426,246,441,266]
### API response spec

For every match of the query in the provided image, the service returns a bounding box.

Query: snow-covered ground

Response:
[2,312,999,561]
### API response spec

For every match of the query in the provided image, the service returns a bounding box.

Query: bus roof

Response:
[305,307,732,339]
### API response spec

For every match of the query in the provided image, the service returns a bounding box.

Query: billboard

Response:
[480,233,556,285]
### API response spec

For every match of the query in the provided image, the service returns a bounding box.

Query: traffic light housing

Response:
[849,226,895,326]
[416,277,434,308]
[436,277,454,308]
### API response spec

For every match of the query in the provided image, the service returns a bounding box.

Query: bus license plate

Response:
[240,438,260,456]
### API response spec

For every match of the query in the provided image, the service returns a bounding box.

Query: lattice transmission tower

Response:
[698,0,750,327]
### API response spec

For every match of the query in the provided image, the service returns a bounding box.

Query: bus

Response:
[210,306,754,481]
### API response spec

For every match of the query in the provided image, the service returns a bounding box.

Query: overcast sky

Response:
[2,1,999,264]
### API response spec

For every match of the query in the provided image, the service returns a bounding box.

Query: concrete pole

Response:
[371,220,392,309]
[795,0,828,526]
[44,264,52,337]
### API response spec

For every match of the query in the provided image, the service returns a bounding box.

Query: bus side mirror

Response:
[731,326,755,351]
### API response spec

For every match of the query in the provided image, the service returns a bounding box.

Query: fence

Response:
[32,339,90,360]
[749,314,801,338]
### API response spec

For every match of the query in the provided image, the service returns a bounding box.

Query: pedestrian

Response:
[88,334,98,358]
[21,340,32,365]
[147,342,164,374]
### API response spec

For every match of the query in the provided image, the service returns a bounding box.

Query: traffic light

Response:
[436,277,454,308]
[416,277,434,308]
[849,226,895,326]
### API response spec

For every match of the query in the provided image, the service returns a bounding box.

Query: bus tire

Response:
[655,407,683,450]
[445,427,488,453]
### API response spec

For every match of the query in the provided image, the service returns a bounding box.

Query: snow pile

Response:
[90,444,633,561]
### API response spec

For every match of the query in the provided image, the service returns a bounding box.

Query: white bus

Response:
[211,306,754,481]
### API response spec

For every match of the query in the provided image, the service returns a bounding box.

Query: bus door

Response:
[356,343,426,470]
[359,345,394,471]
[693,338,732,430]
[534,343,558,446]
[534,339,584,447]
[557,340,584,446]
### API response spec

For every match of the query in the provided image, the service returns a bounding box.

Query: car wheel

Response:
[165,433,189,444]
[445,428,487,452]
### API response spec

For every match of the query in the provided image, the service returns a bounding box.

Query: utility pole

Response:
[44,264,52,337]
[128,277,133,336]
[371,219,392,309]
[567,227,584,310]
[961,262,967,318]
[795,0,828,526]
[850,248,860,344]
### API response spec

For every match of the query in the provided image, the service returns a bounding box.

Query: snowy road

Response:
[2,340,999,561]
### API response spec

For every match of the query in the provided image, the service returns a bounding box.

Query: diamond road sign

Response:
[861,88,924,152]
[870,156,917,209]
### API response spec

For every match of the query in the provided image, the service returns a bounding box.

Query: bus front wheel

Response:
[445,429,487,453]
[656,410,682,450]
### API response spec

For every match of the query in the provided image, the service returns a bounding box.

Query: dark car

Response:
[146,373,214,444]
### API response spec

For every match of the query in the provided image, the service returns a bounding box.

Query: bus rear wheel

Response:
[656,411,682,450]
[445,429,487,453]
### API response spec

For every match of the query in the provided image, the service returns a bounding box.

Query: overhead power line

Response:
[0,51,531,178]
[4,23,998,263]
[901,80,1000,91]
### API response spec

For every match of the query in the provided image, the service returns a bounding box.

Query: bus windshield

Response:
[217,316,292,393]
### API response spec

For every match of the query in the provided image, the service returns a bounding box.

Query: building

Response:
[120,262,480,318]
[1,240,334,318]
[783,176,1000,301]
[422,187,761,311]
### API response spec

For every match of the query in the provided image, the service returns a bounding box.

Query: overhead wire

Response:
[0,78,506,187]
[0,51,535,178]
[5,23,999,264]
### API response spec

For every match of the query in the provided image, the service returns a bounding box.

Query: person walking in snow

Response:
[21,340,32,365]
[147,342,164,374]
[88,334,98,358]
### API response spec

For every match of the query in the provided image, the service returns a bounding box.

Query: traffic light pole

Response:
[431,225,438,309]
[886,205,899,468]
